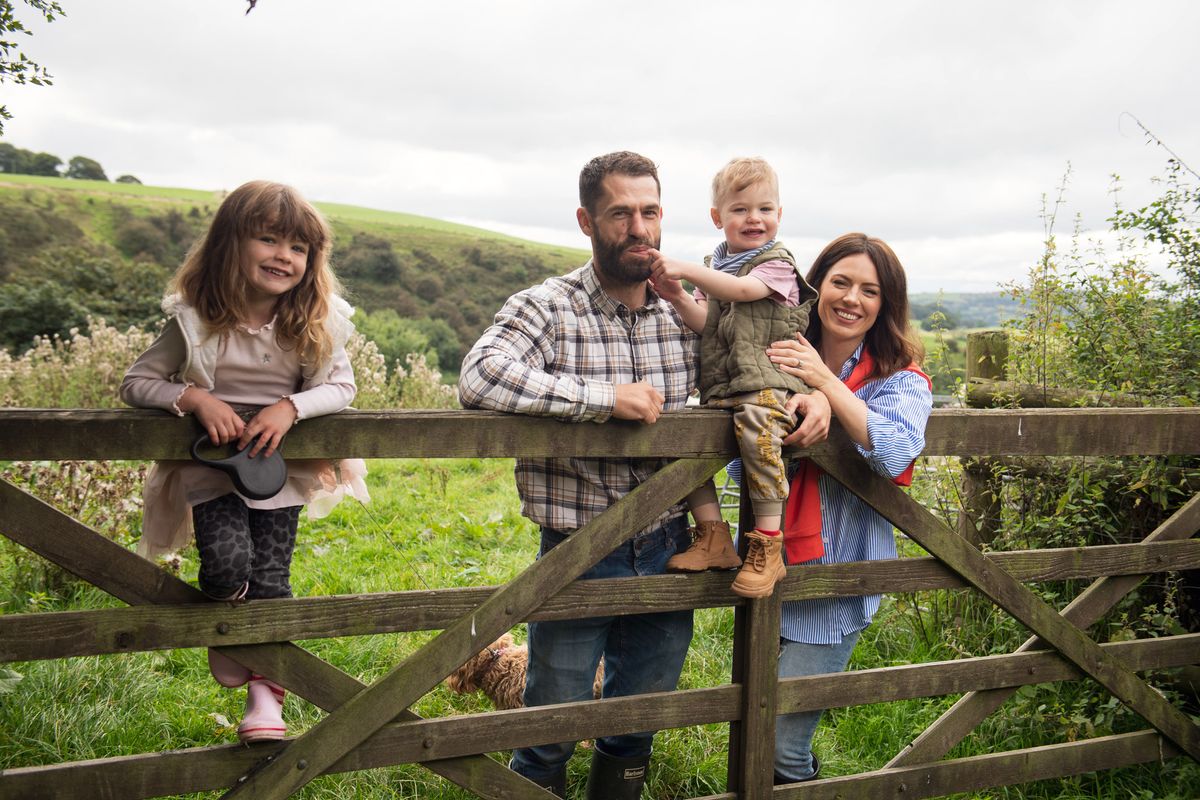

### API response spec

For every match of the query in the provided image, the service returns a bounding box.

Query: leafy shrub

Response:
[353,307,437,371]
[0,317,154,408]
[1004,160,1199,403]
[338,232,404,283]
[0,280,91,352]
[0,246,168,354]
[940,156,1200,746]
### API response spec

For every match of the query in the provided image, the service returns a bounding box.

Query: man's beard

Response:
[593,231,660,285]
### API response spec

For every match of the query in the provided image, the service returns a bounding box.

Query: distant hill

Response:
[0,176,1023,373]
[910,291,1021,330]
[0,176,588,368]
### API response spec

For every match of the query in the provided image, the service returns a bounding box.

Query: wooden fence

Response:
[1,402,1198,799]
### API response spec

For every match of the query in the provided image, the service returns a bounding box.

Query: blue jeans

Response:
[774,629,861,780]
[509,516,694,782]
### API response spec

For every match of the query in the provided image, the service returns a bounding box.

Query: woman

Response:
[768,232,933,783]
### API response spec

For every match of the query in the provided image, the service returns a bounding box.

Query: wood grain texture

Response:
[0,479,548,800]
[3,635,1193,800]
[220,458,724,799]
[887,491,1200,768]
[3,407,1200,459]
[813,440,1200,762]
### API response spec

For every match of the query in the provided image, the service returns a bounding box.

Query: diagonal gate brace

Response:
[887,491,1200,767]
[811,445,1200,764]
[0,478,544,799]
[220,457,726,799]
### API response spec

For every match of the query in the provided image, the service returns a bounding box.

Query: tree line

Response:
[0,142,139,183]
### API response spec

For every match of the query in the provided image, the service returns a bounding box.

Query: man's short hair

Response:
[579,151,661,214]
[711,157,779,207]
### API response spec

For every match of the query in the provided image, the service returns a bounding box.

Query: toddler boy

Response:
[648,157,817,597]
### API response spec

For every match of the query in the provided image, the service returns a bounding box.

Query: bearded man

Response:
[458,151,699,798]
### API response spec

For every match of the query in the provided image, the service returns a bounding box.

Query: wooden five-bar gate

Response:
[1,404,1198,799]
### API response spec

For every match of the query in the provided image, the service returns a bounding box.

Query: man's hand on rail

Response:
[613,382,665,424]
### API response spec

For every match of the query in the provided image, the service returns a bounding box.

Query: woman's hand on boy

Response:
[768,336,836,391]
[239,399,297,458]
[783,390,831,448]
[181,387,245,446]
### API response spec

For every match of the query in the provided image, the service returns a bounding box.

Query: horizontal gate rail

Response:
[703,731,1182,800]
[4,539,1198,663]
[3,406,1200,460]
[2,407,1198,799]
[3,634,1193,800]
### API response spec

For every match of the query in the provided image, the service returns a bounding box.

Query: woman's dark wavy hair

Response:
[170,180,340,374]
[804,232,923,380]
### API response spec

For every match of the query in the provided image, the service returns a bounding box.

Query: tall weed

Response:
[1,319,457,605]
[0,317,153,408]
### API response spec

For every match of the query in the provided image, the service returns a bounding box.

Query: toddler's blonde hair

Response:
[711,157,780,207]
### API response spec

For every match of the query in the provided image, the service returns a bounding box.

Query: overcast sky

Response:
[6,1,1197,293]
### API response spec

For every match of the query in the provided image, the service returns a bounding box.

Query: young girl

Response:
[120,180,369,743]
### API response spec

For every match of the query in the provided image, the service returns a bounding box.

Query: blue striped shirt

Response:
[710,239,777,276]
[780,343,932,644]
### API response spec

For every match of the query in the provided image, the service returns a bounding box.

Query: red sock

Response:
[755,528,781,537]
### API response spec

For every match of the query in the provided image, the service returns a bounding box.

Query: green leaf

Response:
[0,667,23,695]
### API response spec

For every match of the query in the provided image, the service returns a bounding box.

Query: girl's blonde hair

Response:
[170,180,341,374]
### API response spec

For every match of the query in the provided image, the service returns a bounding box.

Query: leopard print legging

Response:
[192,493,301,600]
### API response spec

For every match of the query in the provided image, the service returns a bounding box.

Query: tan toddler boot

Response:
[730,530,786,598]
[666,520,742,572]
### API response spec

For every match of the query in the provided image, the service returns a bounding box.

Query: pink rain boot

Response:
[238,675,286,743]
[208,649,252,688]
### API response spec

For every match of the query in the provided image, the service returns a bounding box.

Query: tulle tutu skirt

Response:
[136,458,370,558]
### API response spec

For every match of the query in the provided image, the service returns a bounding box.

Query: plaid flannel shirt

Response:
[459,262,700,534]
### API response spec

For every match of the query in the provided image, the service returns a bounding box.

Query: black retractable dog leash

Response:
[191,434,288,500]
[190,429,431,588]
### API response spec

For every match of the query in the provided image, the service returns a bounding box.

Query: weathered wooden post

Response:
[966,329,1009,385]
[727,484,781,799]
[960,331,1007,546]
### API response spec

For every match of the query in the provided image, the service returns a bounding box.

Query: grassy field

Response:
[0,174,577,244]
[0,175,591,370]
[2,457,1196,800]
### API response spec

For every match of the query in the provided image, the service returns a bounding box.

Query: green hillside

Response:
[0,176,589,371]
[0,176,1020,381]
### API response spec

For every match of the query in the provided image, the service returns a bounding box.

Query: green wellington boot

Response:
[585,747,650,799]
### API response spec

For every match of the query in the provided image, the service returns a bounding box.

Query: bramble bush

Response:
[919,155,1200,759]
[1005,159,1200,404]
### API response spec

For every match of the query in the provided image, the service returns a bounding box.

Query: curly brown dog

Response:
[445,632,604,710]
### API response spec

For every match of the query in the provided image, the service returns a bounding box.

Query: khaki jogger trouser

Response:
[706,388,797,519]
